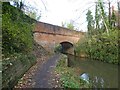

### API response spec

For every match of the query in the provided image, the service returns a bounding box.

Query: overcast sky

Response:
[24,0,118,32]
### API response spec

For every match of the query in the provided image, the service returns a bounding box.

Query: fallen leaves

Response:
[14,55,50,88]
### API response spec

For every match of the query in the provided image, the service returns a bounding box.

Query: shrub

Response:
[2,2,35,56]
[76,29,119,64]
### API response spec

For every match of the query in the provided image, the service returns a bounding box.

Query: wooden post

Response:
[65,56,68,67]
[67,54,70,67]
[74,49,76,61]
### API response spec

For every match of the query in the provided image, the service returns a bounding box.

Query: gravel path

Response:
[33,53,61,88]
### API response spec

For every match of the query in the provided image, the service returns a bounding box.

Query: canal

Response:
[67,54,118,88]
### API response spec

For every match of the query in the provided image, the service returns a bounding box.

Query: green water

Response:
[68,55,118,88]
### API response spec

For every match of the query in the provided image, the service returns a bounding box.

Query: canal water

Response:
[67,54,118,88]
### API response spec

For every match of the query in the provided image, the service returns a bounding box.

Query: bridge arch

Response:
[34,21,84,53]
[60,41,73,50]
[60,41,74,54]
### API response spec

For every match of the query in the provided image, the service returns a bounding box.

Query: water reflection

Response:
[80,73,105,88]
[92,76,105,88]
[67,54,118,88]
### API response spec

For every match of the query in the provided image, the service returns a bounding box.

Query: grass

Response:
[55,54,92,88]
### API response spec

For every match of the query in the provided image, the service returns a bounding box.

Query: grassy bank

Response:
[55,54,92,88]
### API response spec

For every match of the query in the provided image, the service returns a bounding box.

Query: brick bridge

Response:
[33,21,84,54]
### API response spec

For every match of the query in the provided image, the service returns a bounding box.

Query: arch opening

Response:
[60,41,73,54]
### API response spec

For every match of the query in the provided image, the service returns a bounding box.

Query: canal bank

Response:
[55,54,118,88]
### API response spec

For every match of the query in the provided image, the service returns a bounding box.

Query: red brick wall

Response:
[33,21,84,52]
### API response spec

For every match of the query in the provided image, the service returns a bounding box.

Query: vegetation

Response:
[2,2,35,56]
[61,21,75,30]
[2,2,36,88]
[76,29,119,64]
[75,0,119,64]
[54,44,62,53]
[1,0,119,89]
[86,10,94,36]
[55,55,92,88]
[11,0,41,21]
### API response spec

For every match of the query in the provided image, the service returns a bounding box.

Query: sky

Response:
[23,0,118,32]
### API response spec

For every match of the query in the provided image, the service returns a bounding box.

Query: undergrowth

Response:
[55,55,92,88]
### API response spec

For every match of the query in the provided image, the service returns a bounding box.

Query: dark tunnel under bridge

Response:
[59,41,74,54]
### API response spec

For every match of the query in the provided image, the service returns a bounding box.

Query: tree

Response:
[13,0,24,10]
[67,22,75,30]
[27,11,41,20]
[61,21,75,30]
[95,2,100,30]
[86,10,94,36]
[111,7,116,27]
[61,21,66,27]
[98,0,109,35]
[118,1,120,13]
[117,1,120,28]
[12,0,41,21]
